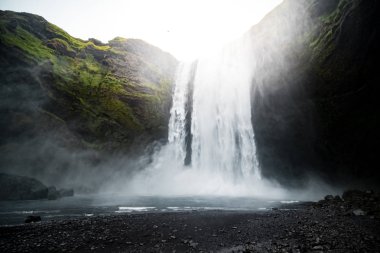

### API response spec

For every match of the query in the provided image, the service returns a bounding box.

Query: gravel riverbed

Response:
[1,200,379,252]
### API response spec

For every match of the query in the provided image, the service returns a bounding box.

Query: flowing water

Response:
[0,35,331,226]
[189,41,260,182]
[0,41,301,225]
[124,37,291,197]
[0,195,300,225]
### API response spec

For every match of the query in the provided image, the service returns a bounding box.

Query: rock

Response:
[250,0,380,188]
[188,240,198,248]
[58,188,74,197]
[0,173,48,200]
[312,245,323,251]
[342,190,370,201]
[25,215,41,223]
[88,38,107,46]
[47,186,60,200]
[324,195,334,201]
[46,39,76,57]
[353,209,366,216]
[0,10,178,194]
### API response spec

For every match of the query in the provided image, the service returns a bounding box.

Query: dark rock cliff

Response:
[0,11,177,189]
[0,173,48,200]
[1,1,378,191]
[249,0,379,188]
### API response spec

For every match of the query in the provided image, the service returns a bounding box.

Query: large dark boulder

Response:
[0,173,48,200]
[47,186,60,200]
[25,215,41,223]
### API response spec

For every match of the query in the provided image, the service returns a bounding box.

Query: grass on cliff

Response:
[1,10,175,148]
[0,26,54,61]
[309,0,355,85]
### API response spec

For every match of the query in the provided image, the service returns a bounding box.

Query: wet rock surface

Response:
[315,190,380,219]
[47,186,75,200]
[1,193,379,252]
[24,216,41,224]
[0,173,48,201]
[0,173,74,201]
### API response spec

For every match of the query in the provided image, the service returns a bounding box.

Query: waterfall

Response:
[126,37,279,196]
[167,42,261,182]
[190,45,260,182]
[167,63,192,162]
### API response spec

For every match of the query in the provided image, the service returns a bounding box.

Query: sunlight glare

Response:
[0,0,283,60]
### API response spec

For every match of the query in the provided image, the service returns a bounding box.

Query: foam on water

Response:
[124,37,289,198]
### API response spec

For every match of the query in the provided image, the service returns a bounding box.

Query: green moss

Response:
[0,10,177,149]
[46,23,110,52]
[0,26,54,61]
[307,0,363,88]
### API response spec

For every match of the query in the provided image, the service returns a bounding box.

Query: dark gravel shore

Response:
[1,192,380,252]
[0,208,379,252]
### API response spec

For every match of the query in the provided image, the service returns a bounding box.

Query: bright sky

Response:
[0,0,282,60]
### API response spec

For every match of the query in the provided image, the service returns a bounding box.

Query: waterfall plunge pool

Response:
[0,195,305,225]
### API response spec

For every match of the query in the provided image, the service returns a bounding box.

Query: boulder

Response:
[48,187,74,200]
[353,209,366,216]
[314,189,380,219]
[47,186,60,200]
[25,215,41,223]
[58,188,74,197]
[342,190,373,201]
[0,173,48,200]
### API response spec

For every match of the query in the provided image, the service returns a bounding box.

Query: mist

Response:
[2,0,379,251]
[99,0,342,201]
[0,0,345,202]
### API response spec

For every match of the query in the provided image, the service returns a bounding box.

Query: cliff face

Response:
[1,1,378,190]
[249,0,379,187]
[0,11,177,188]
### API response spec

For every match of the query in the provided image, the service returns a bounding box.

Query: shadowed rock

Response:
[0,173,48,200]
[25,215,41,223]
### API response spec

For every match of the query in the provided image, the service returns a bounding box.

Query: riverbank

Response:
[1,200,379,252]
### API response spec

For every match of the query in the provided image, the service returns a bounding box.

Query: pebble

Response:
[1,192,379,252]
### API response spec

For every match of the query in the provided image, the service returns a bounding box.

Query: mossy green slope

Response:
[0,10,178,151]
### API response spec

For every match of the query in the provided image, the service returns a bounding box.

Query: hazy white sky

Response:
[0,0,282,60]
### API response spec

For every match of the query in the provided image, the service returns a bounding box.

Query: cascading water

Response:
[190,43,260,182]
[167,63,193,162]
[167,40,261,183]
[126,37,287,197]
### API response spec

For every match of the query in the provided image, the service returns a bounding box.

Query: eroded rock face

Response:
[0,11,178,190]
[47,186,74,200]
[0,173,74,201]
[0,173,48,200]
[47,186,60,200]
[249,0,380,187]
